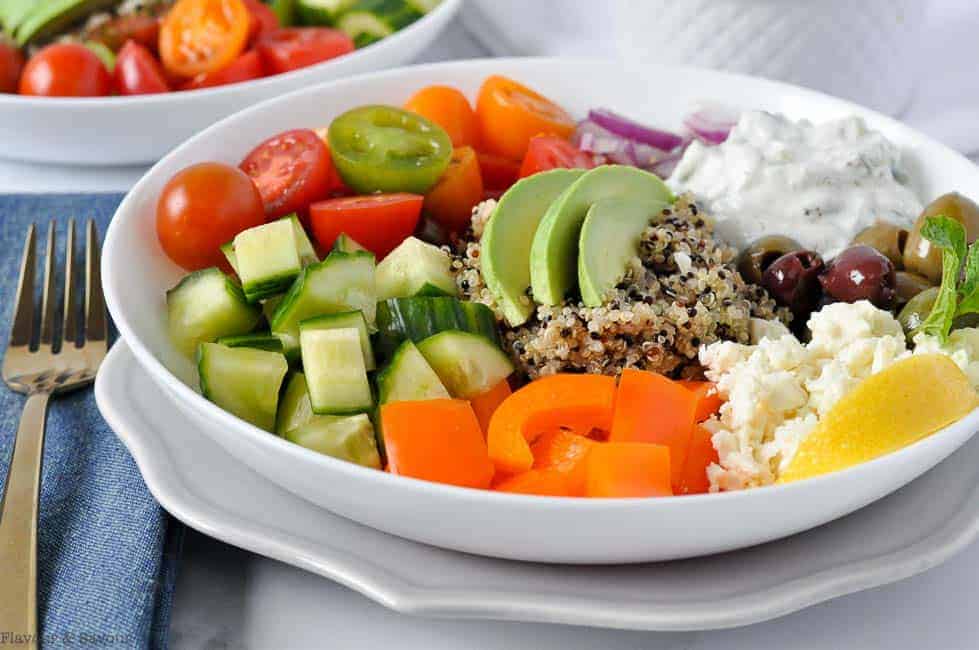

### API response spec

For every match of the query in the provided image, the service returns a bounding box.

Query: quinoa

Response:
[453,194,791,380]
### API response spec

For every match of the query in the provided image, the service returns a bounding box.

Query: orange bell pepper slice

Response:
[487,374,616,475]
[404,85,480,148]
[530,429,594,496]
[381,399,495,489]
[678,380,724,422]
[676,424,719,495]
[423,146,485,233]
[494,469,571,496]
[469,379,512,438]
[585,442,673,498]
[609,368,697,489]
[475,75,576,160]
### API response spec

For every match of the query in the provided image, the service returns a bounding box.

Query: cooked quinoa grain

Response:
[453,195,791,380]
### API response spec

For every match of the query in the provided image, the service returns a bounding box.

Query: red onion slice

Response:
[684,108,738,144]
[588,108,685,151]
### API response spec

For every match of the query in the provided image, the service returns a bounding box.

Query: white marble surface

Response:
[3,10,978,650]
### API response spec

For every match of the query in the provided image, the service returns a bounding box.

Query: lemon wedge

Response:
[779,354,977,483]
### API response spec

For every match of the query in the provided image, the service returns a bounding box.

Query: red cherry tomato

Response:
[309,194,424,260]
[476,151,520,192]
[256,28,354,75]
[19,44,111,97]
[518,135,594,178]
[243,0,279,43]
[240,128,334,220]
[157,162,265,270]
[0,41,24,93]
[115,40,170,95]
[181,50,264,90]
[85,14,161,53]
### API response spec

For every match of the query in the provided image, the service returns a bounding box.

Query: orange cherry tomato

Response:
[518,135,594,178]
[159,0,250,78]
[476,75,575,160]
[404,85,480,148]
[422,146,484,233]
[156,162,265,271]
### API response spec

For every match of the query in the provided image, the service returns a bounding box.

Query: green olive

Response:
[851,222,909,269]
[903,192,979,283]
[897,285,979,335]
[894,271,934,308]
[737,235,802,286]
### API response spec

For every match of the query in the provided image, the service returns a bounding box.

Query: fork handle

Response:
[0,391,50,648]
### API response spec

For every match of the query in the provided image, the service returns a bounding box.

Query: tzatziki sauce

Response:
[668,111,922,256]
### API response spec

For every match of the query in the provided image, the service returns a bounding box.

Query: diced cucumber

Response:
[296,0,353,24]
[417,331,513,398]
[271,250,377,356]
[276,372,316,435]
[337,0,421,47]
[220,242,240,276]
[300,310,375,370]
[283,213,320,267]
[300,327,374,414]
[406,0,440,13]
[167,268,262,356]
[333,232,368,254]
[284,413,381,468]
[198,342,289,431]
[374,296,501,362]
[233,219,303,302]
[262,295,283,325]
[216,333,284,353]
[375,236,457,299]
[376,340,450,403]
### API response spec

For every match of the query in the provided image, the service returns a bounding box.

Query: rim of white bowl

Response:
[0,0,461,108]
[103,56,979,510]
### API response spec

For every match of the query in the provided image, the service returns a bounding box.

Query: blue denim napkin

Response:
[0,194,182,650]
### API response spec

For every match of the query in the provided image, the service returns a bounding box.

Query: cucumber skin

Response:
[416,331,514,399]
[216,333,284,353]
[198,342,289,432]
[375,340,450,404]
[374,297,501,362]
[166,268,262,357]
[243,273,300,303]
[276,372,315,435]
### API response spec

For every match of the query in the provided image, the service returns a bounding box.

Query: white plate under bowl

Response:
[0,0,460,166]
[94,342,979,631]
[102,58,979,564]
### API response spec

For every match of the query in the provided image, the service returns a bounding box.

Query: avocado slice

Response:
[480,169,584,326]
[15,0,118,47]
[0,0,36,33]
[578,198,669,306]
[529,166,673,306]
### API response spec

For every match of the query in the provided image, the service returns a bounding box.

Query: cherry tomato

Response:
[404,85,480,148]
[423,146,484,233]
[243,0,279,43]
[256,27,354,75]
[309,194,424,260]
[476,151,520,192]
[115,40,170,95]
[19,44,111,97]
[240,128,334,220]
[85,14,161,53]
[476,75,575,160]
[160,0,250,78]
[519,135,594,178]
[156,162,265,271]
[0,40,24,93]
[181,50,264,90]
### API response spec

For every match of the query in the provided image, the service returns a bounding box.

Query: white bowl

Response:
[0,0,460,166]
[102,58,979,564]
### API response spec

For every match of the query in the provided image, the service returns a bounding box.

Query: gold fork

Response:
[0,221,108,647]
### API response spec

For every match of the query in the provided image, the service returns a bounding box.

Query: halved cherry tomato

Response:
[181,50,264,90]
[160,0,251,78]
[85,14,161,53]
[423,146,484,233]
[476,75,575,160]
[19,44,111,97]
[309,193,423,259]
[476,151,520,192]
[404,85,480,148]
[115,40,170,95]
[0,41,24,93]
[256,27,354,75]
[240,128,334,219]
[156,162,265,271]
[519,135,594,178]
[243,0,279,43]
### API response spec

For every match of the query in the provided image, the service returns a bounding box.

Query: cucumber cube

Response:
[233,219,303,302]
[283,413,381,469]
[300,327,374,414]
[300,310,376,370]
[375,236,457,299]
[198,342,289,431]
[167,268,262,357]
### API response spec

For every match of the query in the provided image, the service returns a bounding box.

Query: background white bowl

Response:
[102,58,979,564]
[0,0,460,166]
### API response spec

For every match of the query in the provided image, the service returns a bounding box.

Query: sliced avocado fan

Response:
[15,0,118,47]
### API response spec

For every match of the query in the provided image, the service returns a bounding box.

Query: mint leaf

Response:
[917,216,967,342]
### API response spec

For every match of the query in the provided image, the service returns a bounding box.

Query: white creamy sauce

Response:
[668,111,922,256]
